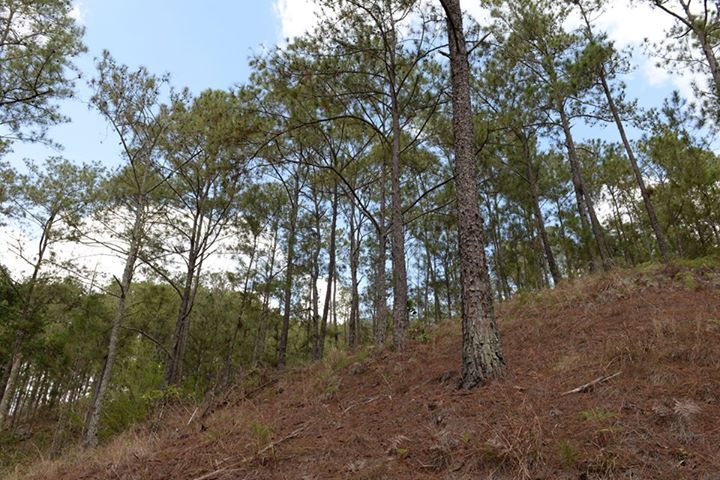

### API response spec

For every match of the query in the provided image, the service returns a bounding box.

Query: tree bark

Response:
[83,198,144,447]
[373,166,388,344]
[166,243,199,386]
[442,0,505,388]
[317,183,338,359]
[389,79,409,349]
[310,193,322,360]
[278,174,301,371]
[556,99,611,271]
[348,199,360,348]
[0,349,22,429]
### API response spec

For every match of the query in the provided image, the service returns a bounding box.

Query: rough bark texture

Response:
[442,0,505,388]
[389,79,409,350]
[374,166,388,344]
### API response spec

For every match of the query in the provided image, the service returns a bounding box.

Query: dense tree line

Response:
[1,0,719,457]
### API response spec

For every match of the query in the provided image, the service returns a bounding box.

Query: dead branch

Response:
[341,395,384,414]
[561,371,622,396]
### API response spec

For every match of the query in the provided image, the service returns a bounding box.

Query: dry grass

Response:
[7,261,720,479]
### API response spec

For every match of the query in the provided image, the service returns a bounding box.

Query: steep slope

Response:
[16,263,720,479]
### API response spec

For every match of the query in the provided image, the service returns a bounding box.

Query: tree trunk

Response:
[373,169,388,344]
[223,233,258,384]
[310,195,322,359]
[348,199,359,348]
[166,245,198,386]
[442,0,505,388]
[600,71,670,259]
[83,200,144,447]
[525,147,561,285]
[318,183,338,359]
[278,175,300,371]
[556,99,611,271]
[0,346,22,429]
[253,225,279,367]
[389,84,409,349]
[575,3,670,259]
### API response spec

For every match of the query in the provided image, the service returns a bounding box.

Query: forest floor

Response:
[9,260,720,479]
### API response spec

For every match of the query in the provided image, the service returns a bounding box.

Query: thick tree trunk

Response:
[442,0,505,388]
[390,87,409,349]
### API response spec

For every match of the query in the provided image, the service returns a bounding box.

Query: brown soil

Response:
[29,265,720,479]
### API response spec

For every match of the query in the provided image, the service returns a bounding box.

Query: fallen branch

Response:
[191,425,308,480]
[249,423,308,459]
[186,406,199,425]
[229,377,279,408]
[341,395,383,414]
[561,371,622,396]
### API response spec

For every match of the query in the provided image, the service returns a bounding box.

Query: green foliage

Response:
[0,0,86,150]
[558,440,580,468]
[579,408,616,422]
[249,419,273,451]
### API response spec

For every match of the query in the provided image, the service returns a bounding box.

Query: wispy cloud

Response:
[70,1,86,24]
[273,0,320,42]
[580,0,699,100]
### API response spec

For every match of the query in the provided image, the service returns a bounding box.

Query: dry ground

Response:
[10,263,720,479]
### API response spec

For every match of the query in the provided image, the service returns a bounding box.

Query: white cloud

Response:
[70,1,85,24]
[585,0,700,101]
[273,0,320,41]
[269,0,703,105]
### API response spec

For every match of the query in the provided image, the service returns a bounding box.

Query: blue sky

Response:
[7,0,282,171]
[5,0,700,172]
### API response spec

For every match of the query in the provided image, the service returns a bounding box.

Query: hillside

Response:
[12,263,720,480]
